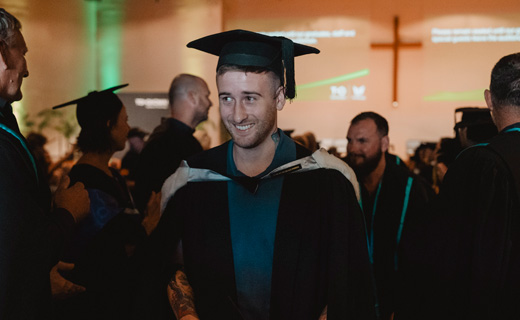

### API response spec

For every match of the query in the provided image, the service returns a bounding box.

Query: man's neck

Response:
[495,112,520,132]
[233,132,278,177]
[171,109,196,130]
[361,155,386,195]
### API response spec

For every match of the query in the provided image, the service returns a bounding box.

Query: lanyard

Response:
[360,181,382,265]
[0,123,39,185]
[360,176,413,269]
[458,127,520,158]
[505,127,520,133]
[394,176,413,271]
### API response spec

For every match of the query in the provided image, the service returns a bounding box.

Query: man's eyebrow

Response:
[219,91,262,96]
[242,91,261,96]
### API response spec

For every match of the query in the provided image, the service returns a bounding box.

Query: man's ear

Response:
[0,40,9,70]
[275,86,286,111]
[187,90,198,106]
[381,135,389,153]
[484,89,494,113]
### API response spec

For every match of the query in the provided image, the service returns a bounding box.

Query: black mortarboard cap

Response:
[187,29,319,99]
[454,107,494,130]
[128,127,148,139]
[52,84,128,129]
[454,107,498,143]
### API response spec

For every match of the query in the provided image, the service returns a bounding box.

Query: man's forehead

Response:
[348,118,378,136]
[217,70,271,88]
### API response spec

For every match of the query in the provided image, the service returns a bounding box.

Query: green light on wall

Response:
[99,8,122,88]
[424,88,486,101]
[85,1,123,89]
[295,69,370,101]
[296,69,370,90]
[85,1,97,89]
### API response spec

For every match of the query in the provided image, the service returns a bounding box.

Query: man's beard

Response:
[346,149,383,179]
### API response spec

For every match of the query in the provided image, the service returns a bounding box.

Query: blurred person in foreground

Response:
[0,8,89,319]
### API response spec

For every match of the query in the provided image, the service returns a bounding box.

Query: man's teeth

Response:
[236,124,253,131]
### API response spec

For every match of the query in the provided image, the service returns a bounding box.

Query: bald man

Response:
[133,74,212,211]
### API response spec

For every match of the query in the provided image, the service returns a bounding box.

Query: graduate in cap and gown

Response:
[52,86,160,319]
[136,29,376,320]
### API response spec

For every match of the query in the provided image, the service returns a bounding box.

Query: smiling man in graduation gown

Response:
[140,30,377,320]
[396,53,520,319]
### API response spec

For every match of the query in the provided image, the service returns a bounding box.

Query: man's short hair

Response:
[489,52,520,109]
[0,8,21,44]
[217,64,282,90]
[350,111,389,137]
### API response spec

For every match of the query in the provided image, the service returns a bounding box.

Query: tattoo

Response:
[271,130,280,144]
[168,269,198,319]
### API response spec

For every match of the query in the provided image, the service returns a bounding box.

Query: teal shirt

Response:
[227,130,296,319]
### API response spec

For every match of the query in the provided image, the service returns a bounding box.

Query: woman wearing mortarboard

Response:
[52,85,160,319]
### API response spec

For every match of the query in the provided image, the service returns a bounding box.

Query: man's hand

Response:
[50,261,86,300]
[167,269,199,320]
[319,305,327,320]
[142,191,161,235]
[54,175,90,223]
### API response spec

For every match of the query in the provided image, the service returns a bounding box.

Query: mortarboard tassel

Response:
[281,38,295,99]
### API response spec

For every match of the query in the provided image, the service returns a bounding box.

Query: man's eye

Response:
[246,96,256,102]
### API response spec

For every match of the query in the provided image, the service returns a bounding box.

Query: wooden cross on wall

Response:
[371,16,422,106]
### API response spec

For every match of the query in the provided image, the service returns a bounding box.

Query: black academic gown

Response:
[359,155,434,320]
[133,118,202,212]
[56,164,147,320]
[0,104,75,319]
[396,124,520,319]
[140,141,376,320]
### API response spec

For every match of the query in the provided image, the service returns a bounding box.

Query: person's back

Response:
[396,52,520,319]
[133,118,202,209]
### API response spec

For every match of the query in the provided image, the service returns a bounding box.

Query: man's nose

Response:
[233,102,247,123]
[347,141,360,153]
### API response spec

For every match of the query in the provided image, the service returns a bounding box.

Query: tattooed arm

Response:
[167,269,199,320]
